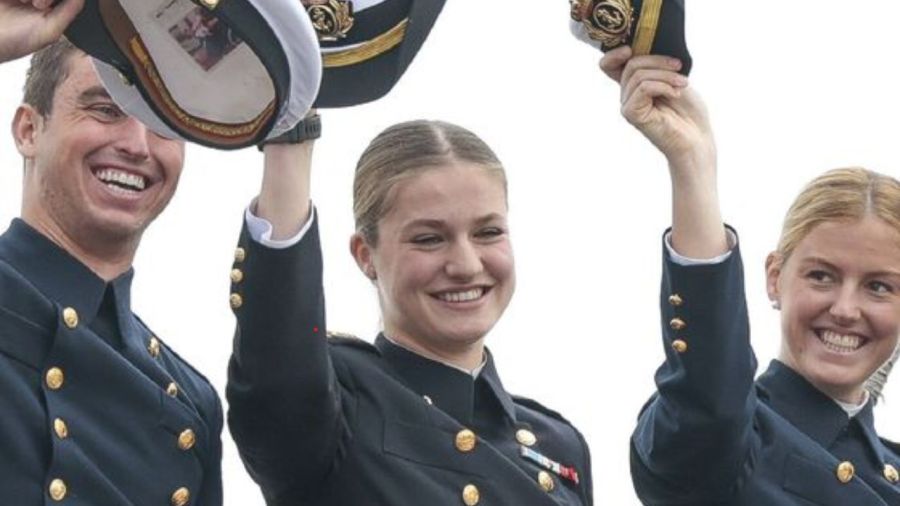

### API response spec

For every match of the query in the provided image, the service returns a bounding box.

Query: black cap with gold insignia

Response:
[304,0,447,107]
[63,0,322,150]
[569,0,692,75]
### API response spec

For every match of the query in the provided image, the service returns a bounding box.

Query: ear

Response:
[765,252,783,305]
[11,104,42,159]
[350,233,376,281]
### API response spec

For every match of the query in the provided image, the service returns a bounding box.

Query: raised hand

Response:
[0,0,84,63]
[600,45,726,258]
[600,46,715,174]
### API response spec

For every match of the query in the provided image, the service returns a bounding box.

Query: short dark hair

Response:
[23,38,80,116]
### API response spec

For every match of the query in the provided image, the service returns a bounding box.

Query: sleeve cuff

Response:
[665,228,738,266]
[244,198,316,249]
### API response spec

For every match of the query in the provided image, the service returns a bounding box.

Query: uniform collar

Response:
[757,360,878,448]
[0,219,138,338]
[375,334,518,426]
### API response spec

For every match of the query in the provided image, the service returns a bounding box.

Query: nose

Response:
[444,239,482,280]
[113,117,152,161]
[829,285,862,325]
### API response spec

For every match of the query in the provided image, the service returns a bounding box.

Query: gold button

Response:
[178,429,196,451]
[198,0,219,9]
[148,337,161,358]
[423,395,433,405]
[669,317,686,331]
[166,382,179,397]
[516,429,537,446]
[230,268,244,283]
[230,293,243,309]
[884,464,899,483]
[53,418,69,439]
[462,484,480,505]
[48,478,67,501]
[234,247,246,263]
[836,461,855,483]
[171,487,190,506]
[668,294,683,306]
[46,367,64,390]
[62,307,79,329]
[672,339,688,353]
[538,471,555,492]
[455,429,477,453]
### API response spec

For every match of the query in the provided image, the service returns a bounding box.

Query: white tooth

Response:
[96,169,145,190]
[439,288,483,302]
[104,182,136,195]
[820,330,862,352]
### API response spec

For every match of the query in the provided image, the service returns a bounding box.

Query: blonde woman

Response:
[600,46,900,504]
[226,119,593,505]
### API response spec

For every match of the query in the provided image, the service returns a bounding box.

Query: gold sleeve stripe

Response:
[632,0,662,56]
[323,18,409,68]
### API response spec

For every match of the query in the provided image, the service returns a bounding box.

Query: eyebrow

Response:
[401,213,506,232]
[76,86,112,104]
[801,256,900,278]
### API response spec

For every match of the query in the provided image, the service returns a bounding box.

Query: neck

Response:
[22,215,138,281]
[384,328,485,372]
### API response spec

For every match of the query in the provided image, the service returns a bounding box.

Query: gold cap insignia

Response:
[303,0,355,42]
[570,0,634,50]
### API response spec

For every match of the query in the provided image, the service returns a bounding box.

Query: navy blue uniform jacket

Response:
[631,236,900,505]
[0,220,222,505]
[227,217,593,505]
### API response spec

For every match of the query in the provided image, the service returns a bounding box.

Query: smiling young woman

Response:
[226,119,593,505]
[767,170,900,407]
[598,46,900,504]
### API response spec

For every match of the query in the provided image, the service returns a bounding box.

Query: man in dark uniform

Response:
[0,1,222,503]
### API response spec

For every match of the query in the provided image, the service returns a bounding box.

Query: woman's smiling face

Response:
[768,215,900,403]
[358,161,515,367]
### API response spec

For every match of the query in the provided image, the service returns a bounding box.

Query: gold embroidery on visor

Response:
[570,0,634,49]
[322,18,408,68]
[632,0,662,55]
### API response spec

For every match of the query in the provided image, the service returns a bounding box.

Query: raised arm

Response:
[255,129,314,238]
[227,114,349,503]
[600,46,726,257]
[600,48,757,503]
[0,0,83,63]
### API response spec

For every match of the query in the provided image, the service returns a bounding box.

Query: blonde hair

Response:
[352,120,506,246]
[776,167,900,401]
[776,168,900,261]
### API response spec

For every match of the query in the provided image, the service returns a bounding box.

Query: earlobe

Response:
[12,105,40,159]
[350,233,377,281]
[765,252,782,307]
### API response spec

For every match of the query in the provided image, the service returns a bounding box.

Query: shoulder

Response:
[326,331,379,356]
[326,331,381,370]
[513,395,574,426]
[513,395,589,451]
[880,437,900,457]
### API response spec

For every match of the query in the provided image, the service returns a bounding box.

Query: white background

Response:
[1,1,899,504]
